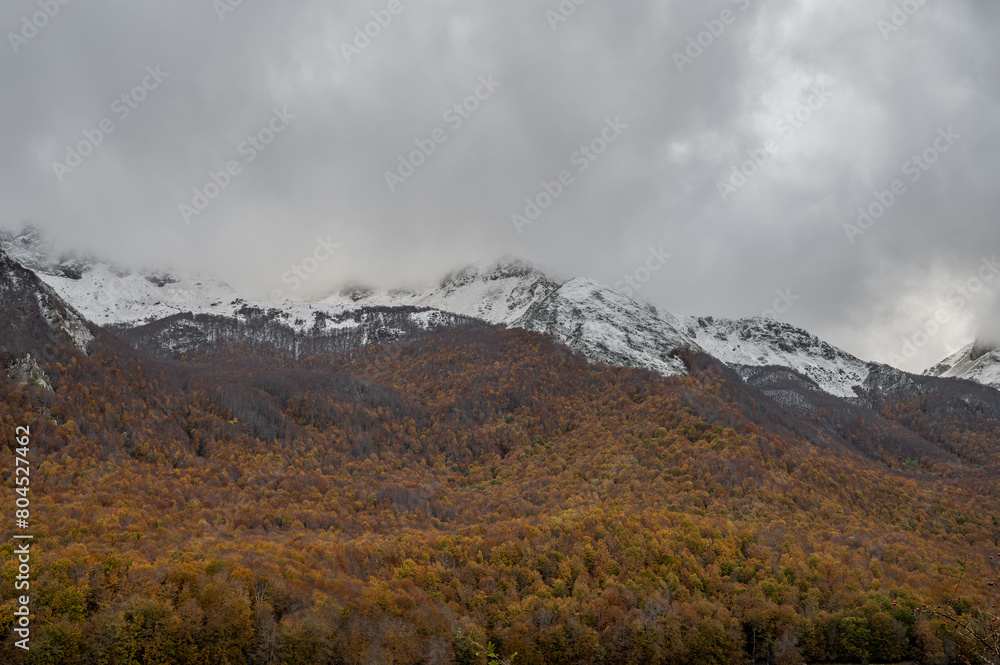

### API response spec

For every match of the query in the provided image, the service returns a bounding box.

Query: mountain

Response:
[6,225,1000,403]
[0,244,95,392]
[0,223,93,279]
[0,244,94,356]
[516,278,695,376]
[320,264,702,376]
[4,232,1000,664]
[0,226,558,330]
[0,224,250,327]
[0,226,480,344]
[1,228,701,377]
[925,340,1000,390]
[2,278,999,664]
[318,258,560,325]
[674,315,877,399]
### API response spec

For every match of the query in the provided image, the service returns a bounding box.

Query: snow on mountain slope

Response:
[515,278,696,377]
[924,341,1000,390]
[0,226,880,391]
[675,316,872,399]
[34,266,248,328]
[322,265,698,376]
[0,224,92,279]
[0,226,360,333]
[1,225,245,327]
[32,253,559,334]
[3,225,940,396]
[318,258,560,324]
[1,226,557,334]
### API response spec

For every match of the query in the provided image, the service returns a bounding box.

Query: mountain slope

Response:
[516,278,696,376]
[0,226,482,340]
[675,315,878,399]
[0,246,94,357]
[925,340,1000,390]
[1,228,702,378]
[1,309,998,664]
[1,224,254,327]
[119,306,487,359]
[1,245,96,393]
[9,225,999,404]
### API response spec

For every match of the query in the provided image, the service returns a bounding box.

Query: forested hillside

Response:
[1,309,998,663]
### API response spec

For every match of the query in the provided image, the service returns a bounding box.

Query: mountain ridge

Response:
[4,225,998,398]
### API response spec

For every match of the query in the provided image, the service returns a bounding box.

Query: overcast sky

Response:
[2,0,999,372]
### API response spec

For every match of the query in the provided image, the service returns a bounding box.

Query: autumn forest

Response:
[1,276,999,664]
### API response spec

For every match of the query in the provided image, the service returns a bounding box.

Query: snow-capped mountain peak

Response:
[0,224,249,327]
[318,257,560,325]
[515,277,697,376]
[0,223,93,280]
[924,340,1000,390]
[440,257,550,287]
[10,225,1000,400]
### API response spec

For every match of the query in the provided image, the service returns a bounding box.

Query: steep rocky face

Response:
[0,246,94,352]
[0,246,95,392]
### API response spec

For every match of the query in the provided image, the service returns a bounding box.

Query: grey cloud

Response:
[2,0,998,372]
